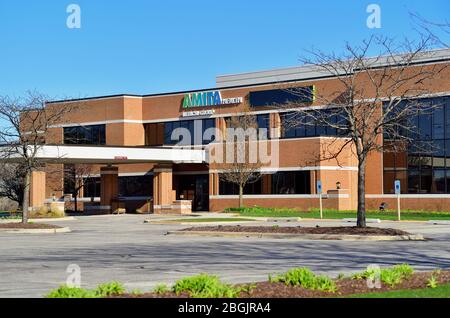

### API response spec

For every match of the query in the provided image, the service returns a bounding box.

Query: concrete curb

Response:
[146,219,259,225]
[0,227,71,234]
[32,217,76,222]
[342,218,381,223]
[427,220,450,225]
[0,217,76,224]
[167,230,425,241]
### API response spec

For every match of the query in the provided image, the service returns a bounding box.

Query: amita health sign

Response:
[183,91,243,108]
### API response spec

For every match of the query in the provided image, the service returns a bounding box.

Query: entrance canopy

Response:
[0,145,206,164]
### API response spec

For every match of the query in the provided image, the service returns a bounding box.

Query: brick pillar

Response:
[153,164,175,214]
[100,166,119,214]
[30,171,46,210]
[270,113,281,139]
[209,172,219,196]
[215,117,227,141]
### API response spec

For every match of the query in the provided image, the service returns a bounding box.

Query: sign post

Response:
[317,180,323,219]
[394,180,401,221]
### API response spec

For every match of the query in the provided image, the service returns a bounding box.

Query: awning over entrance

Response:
[0,145,206,164]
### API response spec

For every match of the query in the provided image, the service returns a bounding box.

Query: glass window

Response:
[418,112,432,140]
[219,179,262,195]
[433,103,445,139]
[118,175,153,197]
[249,87,315,107]
[271,171,310,194]
[63,164,75,194]
[64,125,106,145]
[257,114,270,139]
[432,169,446,193]
[83,177,101,198]
[163,119,216,145]
[407,169,420,193]
[384,96,450,194]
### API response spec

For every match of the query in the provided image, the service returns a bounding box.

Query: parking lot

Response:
[0,214,449,298]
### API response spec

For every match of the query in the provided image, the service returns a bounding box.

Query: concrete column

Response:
[153,164,176,214]
[100,166,119,214]
[30,171,46,210]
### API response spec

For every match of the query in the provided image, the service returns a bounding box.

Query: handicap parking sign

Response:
[316,180,323,194]
[394,180,401,194]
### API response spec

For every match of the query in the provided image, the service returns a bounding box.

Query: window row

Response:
[280,110,348,139]
[384,168,450,194]
[79,175,153,198]
[384,97,450,141]
[219,171,311,195]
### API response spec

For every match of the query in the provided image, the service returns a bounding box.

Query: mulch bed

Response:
[114,270,450,298]
[0,223,62,229]
[179,225,411,236]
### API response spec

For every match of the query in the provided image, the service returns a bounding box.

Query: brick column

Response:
[209,172,219,196]
[270,113,281,139]
[153,164,176,214]
[100,166,119,214]
[30,171,46,211]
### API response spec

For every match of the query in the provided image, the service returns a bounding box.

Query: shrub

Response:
[351,264,414,287]
[46,281,125,298]
[45,286,96,298]
[270,268,337,293]
[154,284,169,294]
[172,274,243,298]
[427,276,438,289]
[94,281,125,297]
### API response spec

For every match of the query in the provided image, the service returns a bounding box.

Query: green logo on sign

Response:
[183,91,222,108]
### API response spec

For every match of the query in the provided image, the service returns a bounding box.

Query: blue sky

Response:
[0,0,448,99]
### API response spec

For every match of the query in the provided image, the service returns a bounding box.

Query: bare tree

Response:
[0,91,76,223]
[282,35,448,227]
[0,163,26,207]
[218,106,264,208]
[61,164,95,213]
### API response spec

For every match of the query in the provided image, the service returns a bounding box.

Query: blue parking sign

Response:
[317,180,322,194]
[394,180,401,195]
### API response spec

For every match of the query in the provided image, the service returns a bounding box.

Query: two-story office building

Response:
[26,48,450,214]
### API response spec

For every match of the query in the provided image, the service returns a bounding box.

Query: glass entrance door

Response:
[177,174,209,211]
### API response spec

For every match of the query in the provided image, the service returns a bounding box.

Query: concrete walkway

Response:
[0,214,449,298]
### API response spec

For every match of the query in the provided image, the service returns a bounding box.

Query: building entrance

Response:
[176,174,209,211]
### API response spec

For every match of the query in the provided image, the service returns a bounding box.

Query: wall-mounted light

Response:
[336,181,341,190]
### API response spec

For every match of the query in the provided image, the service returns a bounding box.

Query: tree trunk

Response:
[356,160,367,228]
[74,194,78,213]
[21,170,31,224]
[238,184,244,208]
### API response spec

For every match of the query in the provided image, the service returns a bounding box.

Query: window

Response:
[280,110,346,139]
[119,175,153,197]
[64,125,106,145]
[63,164,75,194]
[163,119,215,145]
[83,177,101,198]
[271,171,310,194]
[383,96,450,194]
[219,179,262,195]
[249,86,315,107]
[256,114,270,139]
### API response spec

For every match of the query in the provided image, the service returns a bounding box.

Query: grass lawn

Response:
[348,283,450,298]
[225,207,450,221]
[167,217,256,223]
